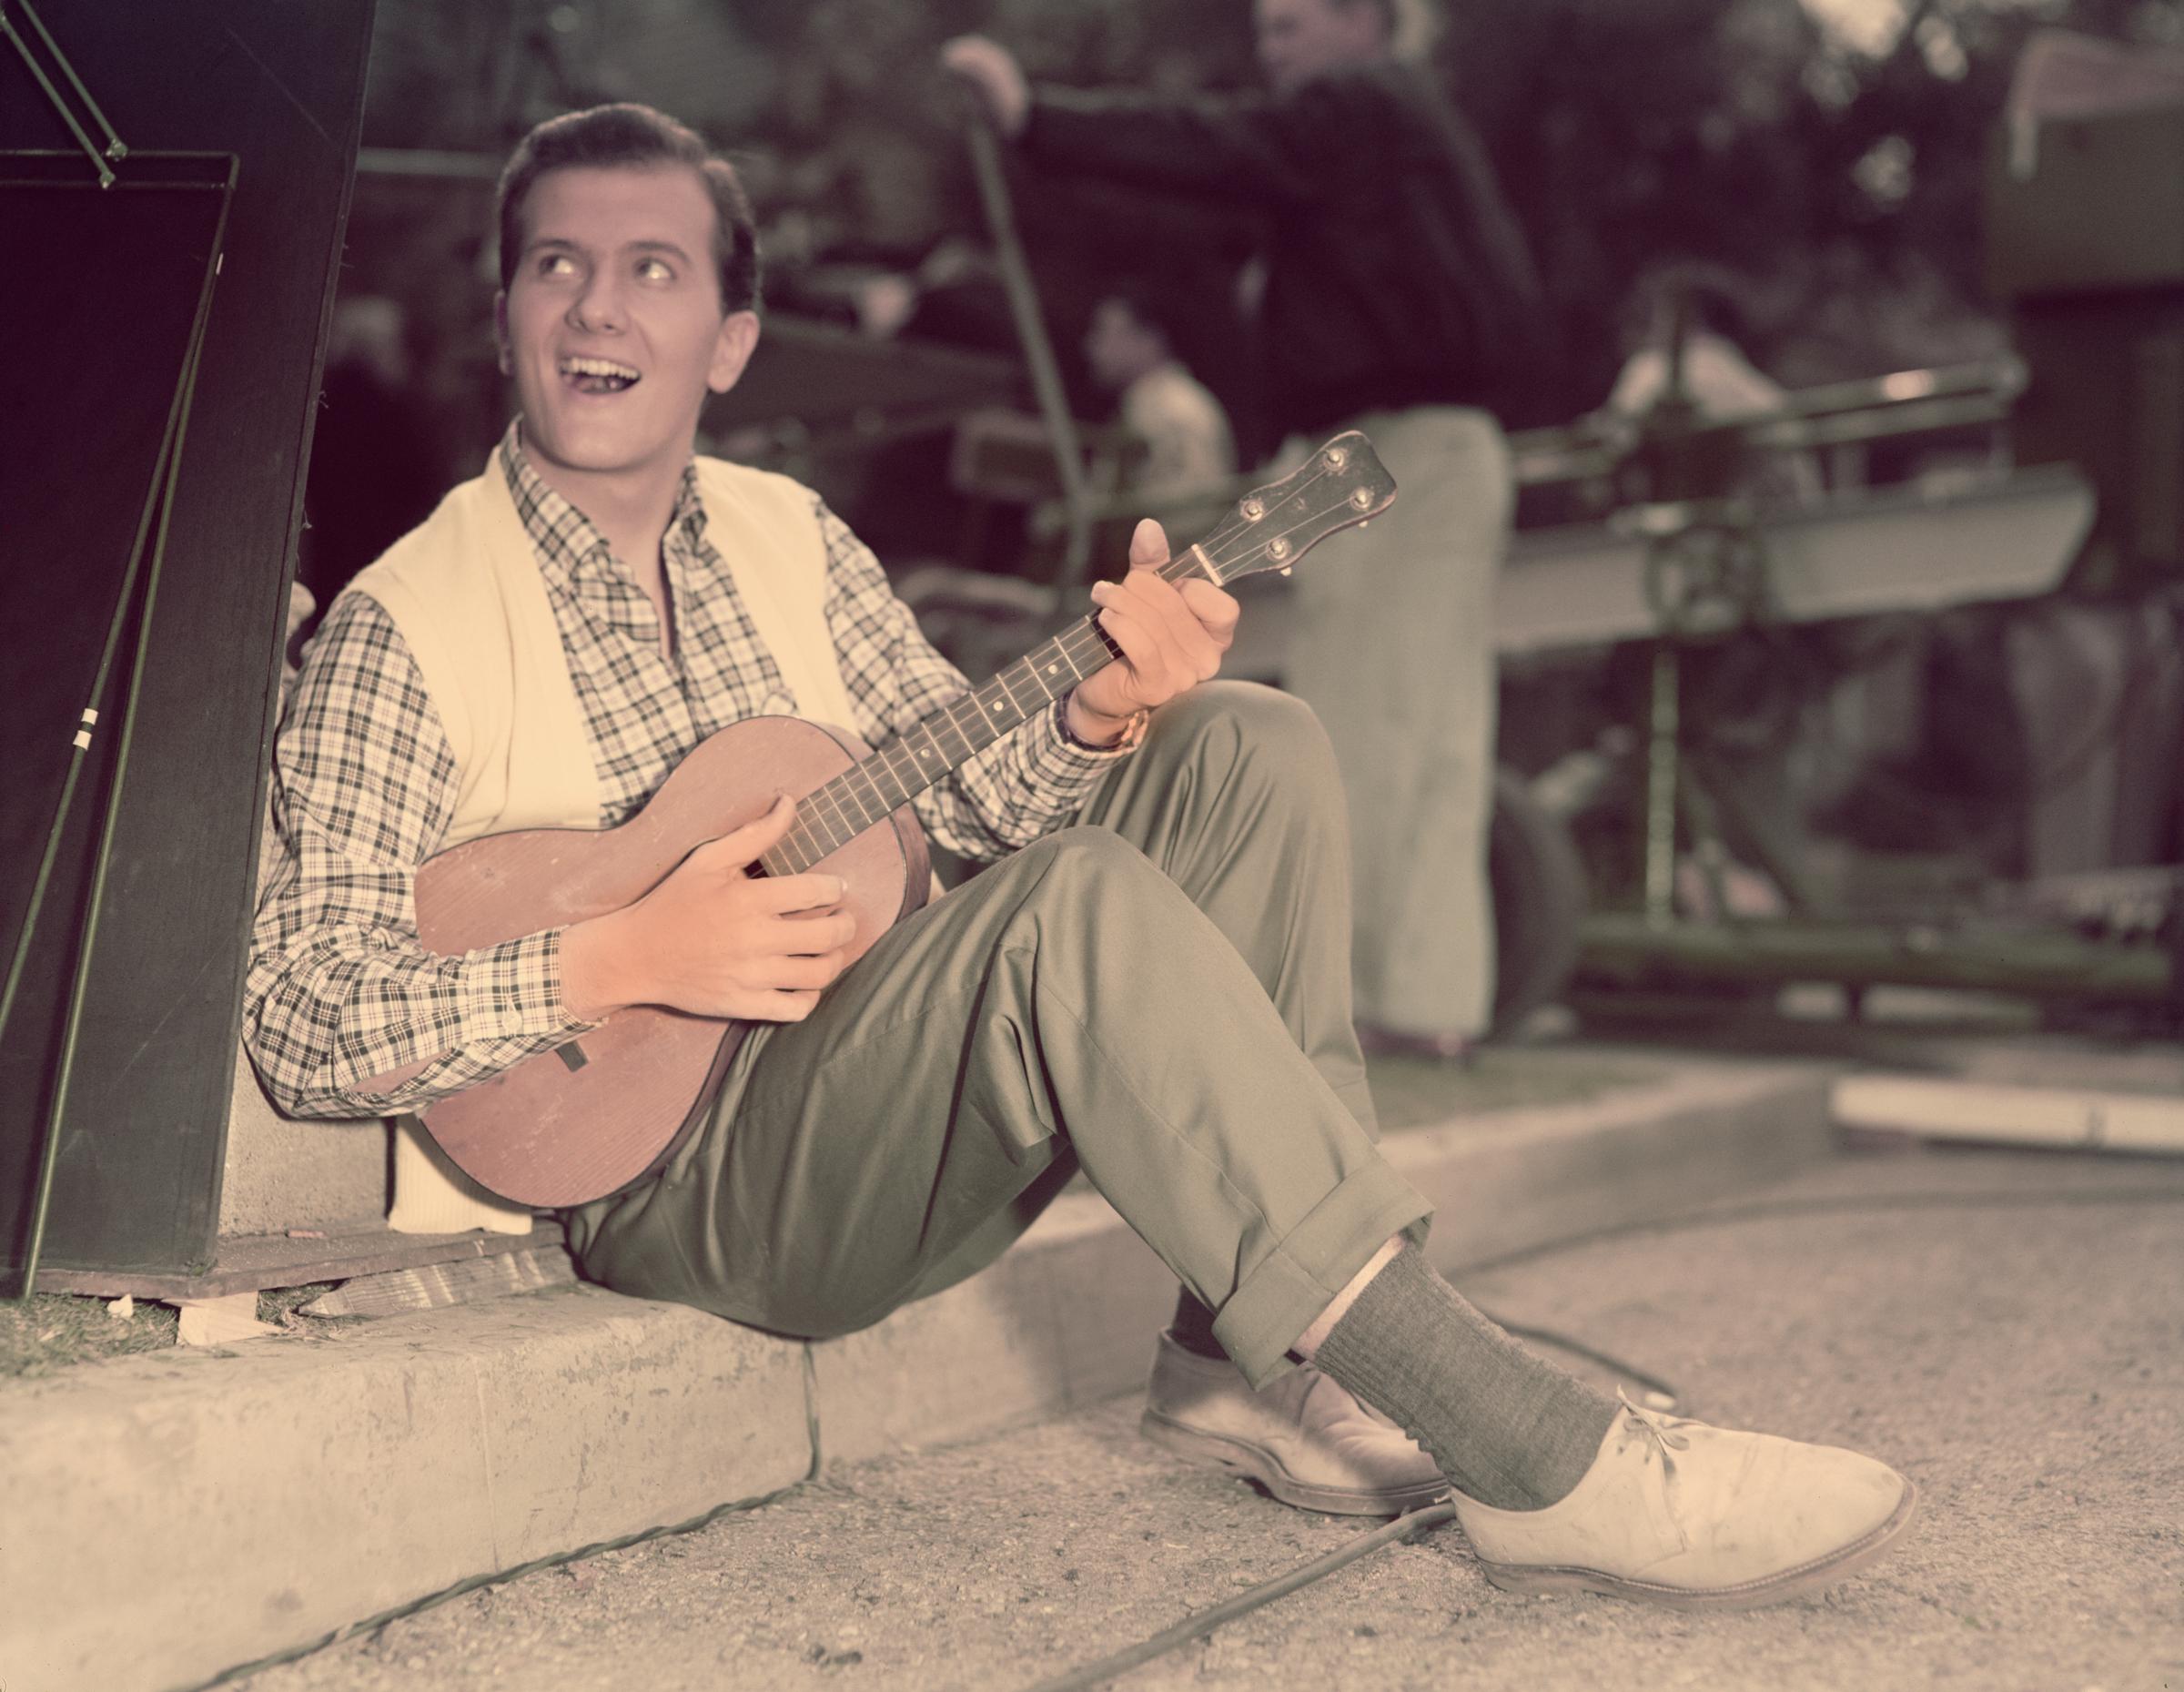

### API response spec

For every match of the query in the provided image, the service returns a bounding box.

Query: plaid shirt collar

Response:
[495,419,706,593]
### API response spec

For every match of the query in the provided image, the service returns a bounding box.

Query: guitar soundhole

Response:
[556,1040,589,1073]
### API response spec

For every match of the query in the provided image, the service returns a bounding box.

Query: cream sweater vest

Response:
[349,451,860,1231]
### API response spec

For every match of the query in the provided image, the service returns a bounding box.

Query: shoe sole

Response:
[1473,1476,1919,1611]
[1140,1408,1450,1518]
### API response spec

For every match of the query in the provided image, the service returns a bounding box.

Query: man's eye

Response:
[635,257,673,282]
[536,252,578,278]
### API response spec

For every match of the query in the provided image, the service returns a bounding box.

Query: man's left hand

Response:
[1067,518,1239,745]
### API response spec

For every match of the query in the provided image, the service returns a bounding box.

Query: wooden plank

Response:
[32,1220,549,1301]
[297,1246,577,1318]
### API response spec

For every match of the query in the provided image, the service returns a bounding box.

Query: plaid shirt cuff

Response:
[458,927,597,1042]
[1053,692,1150,755]
[1037,692,1143,783]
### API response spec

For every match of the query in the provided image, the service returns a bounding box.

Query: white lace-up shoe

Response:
[1452,1393,1917,1610]
[1139,1330,1447,1515]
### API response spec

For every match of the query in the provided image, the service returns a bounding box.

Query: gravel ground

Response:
[240,1146,2184,1692]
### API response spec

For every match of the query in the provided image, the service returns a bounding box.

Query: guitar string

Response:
[765,453,1383,874]
[774,522,1306,873]
[767,465,1379,873]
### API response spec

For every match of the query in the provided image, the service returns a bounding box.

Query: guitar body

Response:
[412,715,930,1208]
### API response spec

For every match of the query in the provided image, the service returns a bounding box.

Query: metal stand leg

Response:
[1643,643,1681,927]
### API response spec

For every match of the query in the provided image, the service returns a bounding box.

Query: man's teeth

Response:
[560,356,641,386]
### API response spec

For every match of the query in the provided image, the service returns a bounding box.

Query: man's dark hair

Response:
[496,103,762,314]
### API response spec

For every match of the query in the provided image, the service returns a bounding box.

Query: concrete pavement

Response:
[236,1145,2184,1692]
[0,1048,1838,1692]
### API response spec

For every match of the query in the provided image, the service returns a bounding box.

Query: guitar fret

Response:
[1036,643,1076,687]
[883,739,921,803]
[836,771,878,830]
[1005,664,1048,707]
[782,820,823,873]
[876,750,911,804]
[851,759,894,823]
[813,795,848,849]
[1016,655,1057,701]
[945,696,983,758]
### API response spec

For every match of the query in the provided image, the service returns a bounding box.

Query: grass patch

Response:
[1,1283,344,1379]
[1,1292,181,1378]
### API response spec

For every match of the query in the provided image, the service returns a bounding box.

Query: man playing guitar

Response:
[246,103,1914,1612]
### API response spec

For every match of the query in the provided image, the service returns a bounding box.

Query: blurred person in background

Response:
[1601,262,1825,507]
[945,0,1548,1067]
[1084,288,1239,502]
[248,100,1916,1616]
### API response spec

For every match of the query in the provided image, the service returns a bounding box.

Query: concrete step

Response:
[2,1055,1834,1692]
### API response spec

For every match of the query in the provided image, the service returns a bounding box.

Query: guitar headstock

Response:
[1190,431,1397,588]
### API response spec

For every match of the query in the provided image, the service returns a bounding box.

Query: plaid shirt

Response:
[245,424,1131,1120]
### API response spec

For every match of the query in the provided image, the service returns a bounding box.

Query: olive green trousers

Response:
[566,683,1432,1387]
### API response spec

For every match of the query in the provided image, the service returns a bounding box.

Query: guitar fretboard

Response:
[755,549,1210,876]
[753,434,1386,877]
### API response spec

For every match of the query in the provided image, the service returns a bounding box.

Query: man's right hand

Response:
[561,794,856,1023]
[940,35,1030,138]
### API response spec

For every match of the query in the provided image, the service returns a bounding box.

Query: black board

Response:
[0,153,234,1286]
[0,1,375,1286]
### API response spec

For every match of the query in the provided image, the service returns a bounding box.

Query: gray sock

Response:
[1312,1246,1620,1512]
[1168,1290,1228,1360]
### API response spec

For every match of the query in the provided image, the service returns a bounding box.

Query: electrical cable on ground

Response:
[1017,1499,1466,1692]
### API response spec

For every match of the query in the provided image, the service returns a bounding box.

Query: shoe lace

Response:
[1614,1388,1694,1550]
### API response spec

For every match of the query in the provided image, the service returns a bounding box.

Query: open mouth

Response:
[559,354,642,395]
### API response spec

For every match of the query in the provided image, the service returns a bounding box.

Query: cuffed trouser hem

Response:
[1211,1162,1433,1391]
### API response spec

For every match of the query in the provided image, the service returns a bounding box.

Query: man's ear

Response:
[707,309,762,396]
[492,291,512,378]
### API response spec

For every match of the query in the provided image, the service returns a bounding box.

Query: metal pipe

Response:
[1577,911,2176,1003]
[1643,645,1681,927]
[962,115,1095,600]
[9,0,125,157]
[0,3,113,186]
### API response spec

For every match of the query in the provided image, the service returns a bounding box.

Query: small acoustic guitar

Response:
[411,432,1397,1206]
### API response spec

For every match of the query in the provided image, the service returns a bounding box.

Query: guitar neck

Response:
[753,431,1397,878]
[757,548,1215,877]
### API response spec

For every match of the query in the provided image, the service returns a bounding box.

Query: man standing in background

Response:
[945,0,1545,1061]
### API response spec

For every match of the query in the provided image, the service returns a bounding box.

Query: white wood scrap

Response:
[172,1291,279,1345]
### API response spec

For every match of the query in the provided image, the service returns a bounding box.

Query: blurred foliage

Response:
[339,0,2184,483]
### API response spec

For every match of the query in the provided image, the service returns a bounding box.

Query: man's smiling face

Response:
[497,162,756,488]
